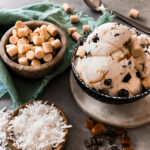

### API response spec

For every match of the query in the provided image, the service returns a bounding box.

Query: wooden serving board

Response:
[102,0,150,34]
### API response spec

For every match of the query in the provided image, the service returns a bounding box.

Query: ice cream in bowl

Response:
[72,22,150,104]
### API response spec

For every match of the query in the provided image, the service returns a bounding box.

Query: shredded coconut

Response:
[0,107,12,150]
[7,101,72,150]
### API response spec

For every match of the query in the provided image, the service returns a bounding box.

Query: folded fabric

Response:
[0,2,113,109]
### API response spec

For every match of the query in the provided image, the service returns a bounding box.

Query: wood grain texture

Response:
[102,0,150,34]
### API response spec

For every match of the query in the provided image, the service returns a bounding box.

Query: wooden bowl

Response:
[0,21,67,78]
[6,100,69,150]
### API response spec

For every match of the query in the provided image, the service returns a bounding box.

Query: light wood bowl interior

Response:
[6,100,69,150]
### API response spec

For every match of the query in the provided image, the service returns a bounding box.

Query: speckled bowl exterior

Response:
[71,39,150,105]
[0,21,67,78]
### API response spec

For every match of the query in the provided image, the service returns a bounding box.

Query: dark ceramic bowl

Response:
[71,38,150,105]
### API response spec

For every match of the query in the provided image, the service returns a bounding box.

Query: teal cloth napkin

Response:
[0,3,113,109]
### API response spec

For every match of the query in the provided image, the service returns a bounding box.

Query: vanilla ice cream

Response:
[74,22,150,97]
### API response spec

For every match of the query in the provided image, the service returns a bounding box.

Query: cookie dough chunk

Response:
[15,21,24,29]
[47,24,58,37]
[28,33,38,42]
[76,46,85,58]
[72,32,82,41]
[6,45,18,57]
[18,57,29,65]
[33,27,40,34]
[43,53,53,62]
[31,59,41,66]
[26,50,35,60]
[40,25,50,41]
[33,36,44,46]
[51,39,62,50]
[42,42,53,53]
[111,50,125,62]
[12,29,18,36]
[17,38,29,46]
[48,37,55,42]
[9,36,18,45]
[67,27,77,36]
[18,27,29,37]
[70,15,79,23]
[62,3,71,13]
[83,25,91,33]
[129,9,139,19]
[18,44,31,54]
[35,47,44,59]
[142,77,150,89]
[131,42,143,58]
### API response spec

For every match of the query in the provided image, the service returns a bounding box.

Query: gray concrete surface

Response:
[0,0,150,149]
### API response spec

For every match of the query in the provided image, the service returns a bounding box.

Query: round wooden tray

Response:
[6,100,69,150]
[70,71,150,128]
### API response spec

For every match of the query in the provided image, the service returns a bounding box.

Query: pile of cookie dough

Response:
[6,21,62,66]
[75,23,150,97]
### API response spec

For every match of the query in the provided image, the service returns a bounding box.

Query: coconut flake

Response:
[7,101,72,150]
[0,107,12,150]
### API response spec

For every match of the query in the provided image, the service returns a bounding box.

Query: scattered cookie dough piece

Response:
[62,3,71,13]
[83,25,91,33]
[72,32,82,41]
[76,46,85,58]
[129,9,139,19]
[70,15,79,23]
[67,27,77,36]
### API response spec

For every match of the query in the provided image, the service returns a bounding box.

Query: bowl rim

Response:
[0,20,67,73]
[6,100,69,150]
[71,40,150,104]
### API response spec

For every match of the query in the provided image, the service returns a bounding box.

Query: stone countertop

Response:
[0,0,150,149]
